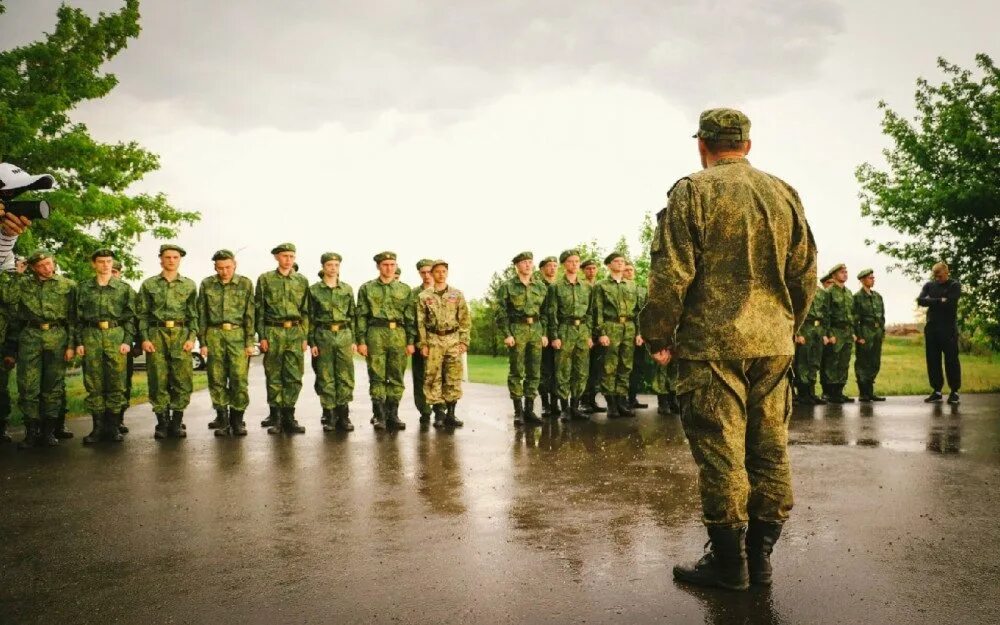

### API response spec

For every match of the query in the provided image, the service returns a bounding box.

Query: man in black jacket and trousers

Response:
[917,262,962,404]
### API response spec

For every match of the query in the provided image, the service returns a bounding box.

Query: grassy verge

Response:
[468,336,1000,395]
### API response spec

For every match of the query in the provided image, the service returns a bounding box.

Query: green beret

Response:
[374,251,397,264]
[581,258,597,269]
[559,249,581,263]
[321,252,342,264]
[159,244,186,257]
[539,256,558,268]
[270,242,296,255]
[857,268,874,280]
[27,249,53,265]
[416,258,435,270]
[431,259,448,270]
[211,249,235,261]
[511,251,533,265]
[693,108,751,141]
[604,251,625,265]
[91,248,115,261]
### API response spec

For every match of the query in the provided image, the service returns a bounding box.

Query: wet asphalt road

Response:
[1,361,999,625]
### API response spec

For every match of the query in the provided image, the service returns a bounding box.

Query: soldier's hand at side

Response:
[182,341,194,353]
[63,348,75,362]
[119,344,131,355]
[829,336,837,345]
[350,343,357,354]
[458,343,468,354]
[541,337,548,348]
[244,346,255,357]
[200,346,208,358]
[504,336,515,348]
[311,346,319,357]
[2,356,15,369]
[857,338,866,345]
[599,336,610,347]
[406,344,415,356]
[357,344,368,358]
[821,336,829,345]
[76,345,86,357]
[587,337,593,349]
[0,208,31,236]
[421,346,429,358]
[259,339,269,352]
[551,339,562,350]
[794,335,806,345]
[652,348,672,366]
[142,340,156,353]
[635,335,644,347]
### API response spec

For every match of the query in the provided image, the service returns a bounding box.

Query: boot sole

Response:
[673,568,749,591]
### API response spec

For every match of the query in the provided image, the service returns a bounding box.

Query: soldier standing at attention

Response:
[641,108,817,591]
[138,244,198,439]
[5,250,76,448]
[410,259,435,425]
[416,260,470,428]
[624,262,650,411]
[821,264,854,404]
[255,243,309,435]
[496,251,550,426]
[198,249,256,437]
[593,252,642,418]
[111,259,141,435]
[356,251,415,430]
[917,262,962,404]
[579,258,606,414]
[308,252,356,432]
[793,273,830,405]
[75,249,136,445]
[853,269,886,402]
[536,256,559,418]
[547,249,593,421]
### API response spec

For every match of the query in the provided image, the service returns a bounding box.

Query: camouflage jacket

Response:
[255,270,309,341]
[308,279,356,344]
[74,277,137,346]
[592,276,639,337]
[546,274,592,340]
[7,273,77,346]
[416,285,471,349]
[356,278,416,345]
[495,275,550,338]
[137,273,199,343]
[826,284,854,331]
[798,286,829,336]
[640,157,817,359]
[197,274,256,347]
[853,288,884,334]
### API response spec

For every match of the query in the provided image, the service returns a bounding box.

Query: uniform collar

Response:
[710,157,749,168]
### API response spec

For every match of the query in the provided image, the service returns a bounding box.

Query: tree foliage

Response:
[856,54,1000,348]
[0,0,199,280]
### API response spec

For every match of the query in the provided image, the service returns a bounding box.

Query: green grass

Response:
[468,336,1000,396]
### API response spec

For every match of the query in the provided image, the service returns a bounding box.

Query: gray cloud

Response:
[3,1,845,130]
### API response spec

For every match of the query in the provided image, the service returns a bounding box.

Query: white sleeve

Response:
[0,233,17,270]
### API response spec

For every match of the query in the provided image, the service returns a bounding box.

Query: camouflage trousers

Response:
[821,326,853,385]
[585,341,605,397]
[651,359,678,395]
[629,339,650,396]
[263,325,305,408]
[205,326,250,411]
[854,326,883,385]
[539,344,556,396]
[365,326,408,402]
[411,352,430,416]
[80,326,128,414]
[677,356,794,527]
[424,332,464,404]
[793,322,825,384]
[146,326,194,413]
[311,326,354,408]
[0,365,11,423]
[507,322,544,399]
[554,322,590,399]
[600,321,636,396]
[17,326,69,422]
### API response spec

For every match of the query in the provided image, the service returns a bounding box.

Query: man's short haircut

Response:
[932,262,949,274]
[703,138,749,153]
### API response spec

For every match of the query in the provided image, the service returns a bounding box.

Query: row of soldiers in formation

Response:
[0,242,680,449]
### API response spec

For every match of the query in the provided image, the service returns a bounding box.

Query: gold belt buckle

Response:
[525,316,534,324]
[388,321,397,329]
[282,320,293,329]
[619,316,627,323]
[98,321,110,330]
[164,320,175,329]
[573,319,581,326]
[221,322,233,330]
[814,320,820,326]
[330,323,340,332]
[40,323,50,331]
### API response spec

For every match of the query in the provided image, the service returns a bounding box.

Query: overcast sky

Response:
[3,0,997,322]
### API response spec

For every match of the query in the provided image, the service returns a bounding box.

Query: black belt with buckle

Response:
[370,319,402,329]
[32,321,63,330]
[266,320,301,328]
[324,323,347,332]
[212,323,241,331]
[157,320,186,328]
[514,316,537,325]
[433,328,457,336]
[91,320,120,330]
[562,317,585,326]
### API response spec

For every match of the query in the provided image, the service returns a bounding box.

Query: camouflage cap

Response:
[416,258,435,270]
[604,251,625,265]
[27,249,54,265]
[270,242,296,255]
[857,268,874,280]
[373,251,397,264]
[580,258,597,269]
[211,249,235,261]
[91,248,115,261]
[826,263,847,279]
[559,249,581,263]
[511,251,533,265]
[539,256,558,268]
[321,252,342,264]
[159,243,186,257]
[431,259,448,270]
[693,108,751,141]
[112,260,123,271]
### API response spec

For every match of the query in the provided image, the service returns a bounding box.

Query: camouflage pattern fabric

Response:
[255,270,309,408]
[198,274,255,411]
[853,288,885,385]
[821,284,854,385]
[629,283,649,396]
[794,287,828,385]
[416,285,471,404]
[495,276,549,399]
[138,274,198,413]
[0,272,17,426]
[356,278,415,402]
[410,284,432,417]
[593,277,639,395]
[650,359,678,395]
[546,275,592,399]
[308,280,356,408]
[75,277,136,413]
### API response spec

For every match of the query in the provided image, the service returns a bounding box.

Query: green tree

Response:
[0,0,199,280]
[856,54,1000,348]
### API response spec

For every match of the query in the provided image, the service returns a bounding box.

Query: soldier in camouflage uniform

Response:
[651,359,680,415]
[5,250,77,448]
[409,259,435,424]
[546,249,592,421]
[593,252,643,418]
[198,249,256,437]
[853,268,886,402]
[75,249,136,444]
[111,260,140,434]
[308,252,356,432]
[416,260,470,428]
[820,263,854,404]
[496,251,550,426]
[357,251,416,430]
[793,274,830,405]
[137,244,199,439]
[536,256,559,418]
[624,262,650,411]
[579,258,606,413]
[640,109,817,591]
[255,243,310,434]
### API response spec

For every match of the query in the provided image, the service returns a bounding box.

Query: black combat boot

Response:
[870,384,886,401]
[540,391,553,418]
[667,392,681,414]
[837,384,854,403]
[0,419,10,444]
[513,398,524,426]
[809,384,826,405]
[372,400,387,430]
[792,382,808,405]
[83,413,102,445]
[118,407,129,434]
[628,393,648,409]
[18,420,40,450]
[522,397,543,425]
[445,401,464,428]
[657,394,671,416]
[230,409,248,436]
[583,392,607,413]
[747,520,783,586]
[214,407,232,437]
[168,411,187,438]
[432,404,447,429]
[104,410,124,442]
[558,397,570,422]
[857,382,873,402]
[154,412,168,439]
[617,396,635,418]
[53,414,73,439]
[335,405,354,432]
[419,409,432,426]
[209,408,228,429]
[385,400,406,430]
[322,408,337,432]
[261,405,279,428]
[673,524,750,591]
[604,393,620,418]
[822,384,841,404]
[41,419,59,446]
[569,397,589,421]
[283,407,306,434]
[0,397,11,443]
